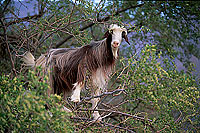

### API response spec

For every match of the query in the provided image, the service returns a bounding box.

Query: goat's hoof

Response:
[92,112,102,122]
[71,99,80,103]
[92,117,102,123]
[71,96,80,103]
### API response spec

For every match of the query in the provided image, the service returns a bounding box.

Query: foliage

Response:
[0,0,199,132]
[0,45,199,132]
[0,69,74,132]
[116,44,200,132]
[0,0,200,74]
[122,1,200,62]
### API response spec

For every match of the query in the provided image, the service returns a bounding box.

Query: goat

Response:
[23,24,130,121]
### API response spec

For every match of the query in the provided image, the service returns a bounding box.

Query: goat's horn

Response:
[122,31,130,45]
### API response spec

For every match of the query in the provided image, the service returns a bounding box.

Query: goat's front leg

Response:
[91,88,102,121]
[71,82,83,102]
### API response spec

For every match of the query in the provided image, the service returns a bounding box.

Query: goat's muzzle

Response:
[112,41,119,48]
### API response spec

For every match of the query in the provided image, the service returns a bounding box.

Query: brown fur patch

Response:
[46,35,115,98]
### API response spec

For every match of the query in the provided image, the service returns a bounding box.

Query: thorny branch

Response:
[0,13,45,28]
[67,87,154,132]
[55,3,144,48]
[0,1,152,131]
[71,116,136,133]
[78,108,153,122]
[0,0,45,28]
[70,101,153,132]
[0,0,11,18]
[0,18,17,76]
[101,121,135,133]
[82,89,126,101]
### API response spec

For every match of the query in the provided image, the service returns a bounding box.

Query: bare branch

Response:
[82,89,125,101]
[55,22,95,48]
[101,121,136,133]
[0,0,46,28]
[70,116,135,132]
[0,0,11,18]
[3,13,44,28]
[55,3,144,48]
[68,0,77,25]
[0,33,19,40]
[79,108,153,122]
[0,18,17,76]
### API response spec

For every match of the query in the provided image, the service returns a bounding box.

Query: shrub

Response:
[119,44,200,132]
[0,45,199,132]
[0,70,74,132]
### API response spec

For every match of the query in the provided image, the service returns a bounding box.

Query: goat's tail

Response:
[23,52,35,68]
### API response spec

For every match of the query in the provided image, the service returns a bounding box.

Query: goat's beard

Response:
[111,46,119,59]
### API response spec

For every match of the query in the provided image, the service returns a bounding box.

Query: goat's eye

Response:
[110,30,113,34]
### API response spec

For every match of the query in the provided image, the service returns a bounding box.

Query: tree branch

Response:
[82,89,125,101]
[0,0,11,18]
[0,33,19,40]
[0,0,46,28]
[79,108,152,122]
[0,18,17,76]
[55,22,95,48]
[55,3,144,48]
[70,116,135,132]
[3,13,44,28]
[101,121,136,133]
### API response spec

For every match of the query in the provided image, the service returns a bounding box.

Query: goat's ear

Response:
[102,30,110,39]
[122,31,130,45]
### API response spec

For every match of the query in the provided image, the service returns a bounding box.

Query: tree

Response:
[1,1,199,73]
[0,0,199,132]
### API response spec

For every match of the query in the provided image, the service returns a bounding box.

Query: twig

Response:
[111,65,129,88]
[70,116,92,122]
[174,110,182,123]
[0,18,17,76]
[0,0,11,18]
[1,13,44,28]
[101,121,136,133]
[79,108,153,122]
[55,22,95,48]
[81,89,125,101]
[68,0,76,25]
[157,125,169,133]
[70,116,135,132]
[101,112,112,119]
[55,3,145,48]
[0,33,19,40]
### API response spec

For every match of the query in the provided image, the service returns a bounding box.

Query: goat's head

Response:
[103,24,130,58]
